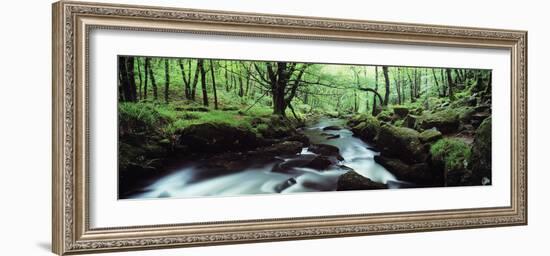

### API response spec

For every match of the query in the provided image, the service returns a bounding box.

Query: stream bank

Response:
[122,117,399,199]
[119,96,492,200]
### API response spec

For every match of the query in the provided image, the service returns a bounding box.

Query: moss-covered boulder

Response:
[470,117,492,185]
[178,123,260,153]
[308,144,344,161]
[471,111,491,128]
[456,107,476,124]
[336,171,387,191]
[326,110,340,118]
[374,156,441,186]
[403,114,419,129]
[376,124,428,163]
[410,107,424,115]
[118,139,170,198]
[430,138,472,186]
[393,106,410,117]
[304,155,334,170]
[347,113,368,127]
[419,129,443,143]
[255,115,296,139]
[271,154,316,173]
[376,109,396,123]
[350,115,381,143]
[393,120,405,127]
[424,97,449,111]
[417,109,460,134]
[257,141,304,156]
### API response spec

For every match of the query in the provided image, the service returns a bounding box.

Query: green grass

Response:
[166,109,255,134]
[118,102,169,130]
[430,138,471,171]
[120,101,281,136]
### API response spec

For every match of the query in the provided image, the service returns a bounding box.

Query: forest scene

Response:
[118,55,492,199]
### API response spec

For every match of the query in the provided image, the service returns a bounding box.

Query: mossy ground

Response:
[430,138,471,171]
[118,101,303,138]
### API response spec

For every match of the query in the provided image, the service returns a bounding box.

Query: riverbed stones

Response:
[252,140,304,158]
[320,132,341,140]
[203,151,254,173]
[304,155,333,170]
[275,178,297,192]
[271,154,316,173]
[322,125,343,131]
[336,171,387,191]
[374,156,441,186]
[308,144,344,161]
[326,134,340,140]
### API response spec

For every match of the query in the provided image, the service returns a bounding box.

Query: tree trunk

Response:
[198,59,208,106]
[118,63,124,101]
[414,69,419,99]
[483,71,492,96]
[382,66,390,106]
[224,62,230,92]
[144,58,149,100]
[244,65,251,97]
[454,69,464,85]
[190,60,200,101]
[446,68,455,100]
[372,66,379,115]
[118,56,137,102]
[136,58,143,100]
[440,69,447,97]
[118,57,126,101]
[394,68,402,105]
[359,87,383,110]
[238,73,244,97]
[209,60,219,109]
[406,70,415,102]
[270,62,289,116]
[148,58,158,100]
[353,68,359,112]
[129,57,137,101]
[178,59,190,99]
[363,67,369,112]
[432,68,442,97]
[417,69,423,98]
[399,69,405,103]
[164,59,170,103]
[230,62,236,92]
[354,90,358,112]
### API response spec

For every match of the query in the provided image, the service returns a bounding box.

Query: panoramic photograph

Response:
[117,56,492,199]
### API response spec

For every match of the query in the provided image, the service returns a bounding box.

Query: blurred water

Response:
[130,118,398,199]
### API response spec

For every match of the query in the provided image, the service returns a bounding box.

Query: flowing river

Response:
[129,118,400,199]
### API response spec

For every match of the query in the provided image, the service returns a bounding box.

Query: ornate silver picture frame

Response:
[52,1,527,255]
